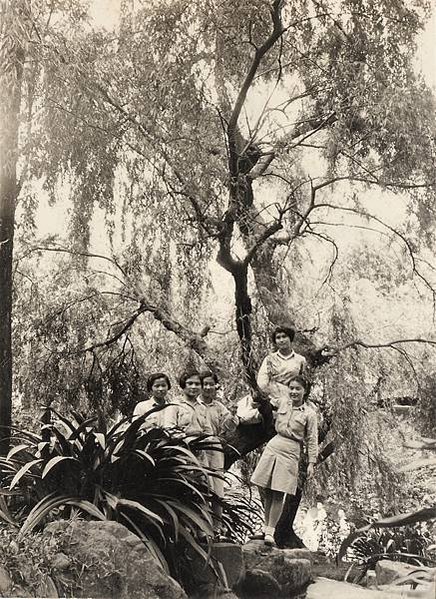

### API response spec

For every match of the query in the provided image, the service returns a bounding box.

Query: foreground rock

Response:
[306,577,420,598]
[375,560,435,587]
[237,540,311,597]
[310,551,351,581]
[44,520,187,599]
[187,542,245,597]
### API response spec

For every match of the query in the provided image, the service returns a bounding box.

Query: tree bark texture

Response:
[0,1,26,453]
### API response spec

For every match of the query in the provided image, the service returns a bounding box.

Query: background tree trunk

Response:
[0,1,26,453]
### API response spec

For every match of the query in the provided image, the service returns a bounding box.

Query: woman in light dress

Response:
[175,370,212,435]
[197,371,238,536]
[257,326,307,407]
[250,375,318,546]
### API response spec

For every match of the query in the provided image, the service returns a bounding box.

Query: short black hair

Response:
[271,326,295,344]
[147,372,171,392]
[179,370,201,389]
[200,371,219,385]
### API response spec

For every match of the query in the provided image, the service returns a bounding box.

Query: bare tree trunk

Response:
[0,0,26,453]
[233,264,257,387]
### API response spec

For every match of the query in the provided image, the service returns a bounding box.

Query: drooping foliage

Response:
[6,0,436,510]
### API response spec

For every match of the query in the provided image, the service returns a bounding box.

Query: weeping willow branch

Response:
[338,338,436,353]
[78,299,210,357]
[25,244,128,279]
[24,244,211,359]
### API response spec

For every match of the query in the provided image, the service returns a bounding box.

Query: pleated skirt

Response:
[250,434,301,494]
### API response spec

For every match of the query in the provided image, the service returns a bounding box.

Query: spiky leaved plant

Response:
[0,408,219,577]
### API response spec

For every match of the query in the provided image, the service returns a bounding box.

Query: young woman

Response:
[176,370,212,435]
[133,372,177,428]
[250,375,317,546]
[198,371,237,437]
[257,326,307,408]
[198,371,238,536]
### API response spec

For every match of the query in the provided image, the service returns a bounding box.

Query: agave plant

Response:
[0,408,220,576]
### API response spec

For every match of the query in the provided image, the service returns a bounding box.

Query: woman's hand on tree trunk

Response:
[307,463,315,478]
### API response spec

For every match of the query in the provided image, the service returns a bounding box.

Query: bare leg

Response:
[263,490,284,546]
[267,490,284,529]
[263,488,273,529]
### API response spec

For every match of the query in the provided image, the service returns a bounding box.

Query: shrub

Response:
[0,524,64,597]
[0,408,219,578]
[340,525,435,583]
[338,433,436,586]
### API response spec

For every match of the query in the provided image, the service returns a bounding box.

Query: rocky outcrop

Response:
[237,540,312,597]
[0,521,316,598]
[14,519,431,599]
[187,542,245,598]
[375,560,435,587]
[44,520,187,599]
[213,543,246,589]
[310,551,351,581]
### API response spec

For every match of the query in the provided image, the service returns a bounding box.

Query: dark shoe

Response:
[277,535,308,550]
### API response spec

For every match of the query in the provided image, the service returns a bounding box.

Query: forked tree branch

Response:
[227,0,287,174]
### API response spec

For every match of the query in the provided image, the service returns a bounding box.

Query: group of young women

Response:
[133,326,318,547]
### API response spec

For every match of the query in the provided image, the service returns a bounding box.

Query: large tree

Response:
[25,0,435,403]
[7,0,436,542]
[26,0,435,362]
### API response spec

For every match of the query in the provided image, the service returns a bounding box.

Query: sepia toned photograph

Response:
[1,0,436,597]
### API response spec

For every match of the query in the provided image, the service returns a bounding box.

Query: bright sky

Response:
[34,0,436,268]
[417,2,436,89]
[87,0,436,88]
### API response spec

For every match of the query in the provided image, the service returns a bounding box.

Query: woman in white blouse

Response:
[257,326,306,407]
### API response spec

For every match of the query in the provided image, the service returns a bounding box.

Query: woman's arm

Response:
[306,409,318,465]
[257,355,270,392]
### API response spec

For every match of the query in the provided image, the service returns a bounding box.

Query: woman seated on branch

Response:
[237,325,307,425]
[257,326,307,408]
[250,375,318,547]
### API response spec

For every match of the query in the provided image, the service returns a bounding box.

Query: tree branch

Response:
[227,0,286,174]
[311,203,436,311]
[27,244,128,279]
[337,338,436,354]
